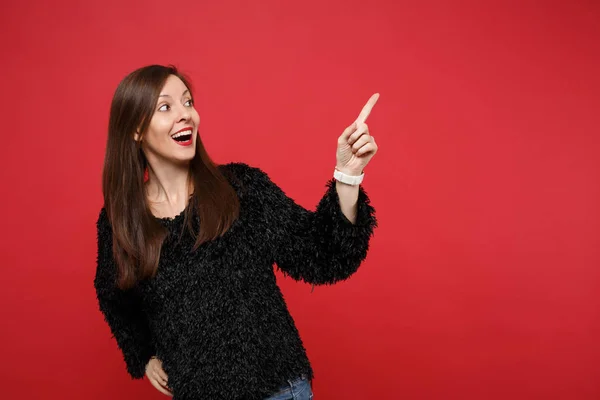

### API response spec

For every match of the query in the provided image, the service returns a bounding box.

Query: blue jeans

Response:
[263,375,314,400]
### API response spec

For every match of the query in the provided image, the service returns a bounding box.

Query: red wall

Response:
[1,1,598,399]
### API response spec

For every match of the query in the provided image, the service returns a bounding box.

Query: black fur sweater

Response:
[94,162,377,400]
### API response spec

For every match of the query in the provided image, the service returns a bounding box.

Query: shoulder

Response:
[218,162,265,179]
[218,162,273,187]
[217,162,284,204]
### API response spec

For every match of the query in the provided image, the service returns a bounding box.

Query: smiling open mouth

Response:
[171,129,193,146]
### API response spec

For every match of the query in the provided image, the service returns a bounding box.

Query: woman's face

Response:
[138,75,200,165]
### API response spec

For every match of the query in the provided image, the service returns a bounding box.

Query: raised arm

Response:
[242,164,377,285]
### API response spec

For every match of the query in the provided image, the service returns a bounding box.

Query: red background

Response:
[1,1,599,399]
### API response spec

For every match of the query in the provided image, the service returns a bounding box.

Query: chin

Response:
[175,152,196,164]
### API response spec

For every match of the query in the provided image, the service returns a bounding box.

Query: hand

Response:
[336,93,380,175]
[145,357,173,397]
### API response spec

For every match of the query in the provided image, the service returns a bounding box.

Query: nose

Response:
[177,103,191,122]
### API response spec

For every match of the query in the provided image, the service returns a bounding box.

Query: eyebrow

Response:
[159,89,190,98]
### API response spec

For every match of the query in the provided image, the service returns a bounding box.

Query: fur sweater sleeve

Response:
[238,163,378,286]
[93,209,155,379]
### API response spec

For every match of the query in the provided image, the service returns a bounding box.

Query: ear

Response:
[134,131,142,142]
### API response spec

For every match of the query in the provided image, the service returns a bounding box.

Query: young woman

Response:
[94,64,379,400]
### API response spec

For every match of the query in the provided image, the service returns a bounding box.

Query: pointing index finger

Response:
[355,93,380,124]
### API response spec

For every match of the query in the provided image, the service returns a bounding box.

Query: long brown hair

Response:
[102,65,240,290]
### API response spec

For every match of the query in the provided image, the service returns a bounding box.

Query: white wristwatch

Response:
[333,168,364,185]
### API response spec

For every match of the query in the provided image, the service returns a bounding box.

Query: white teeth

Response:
[172,129,192,138]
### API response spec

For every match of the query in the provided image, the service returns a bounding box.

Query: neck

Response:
[145,158,193,210]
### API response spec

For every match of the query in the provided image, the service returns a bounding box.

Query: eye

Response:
[158,104,170,112]
[184,99,194,107]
